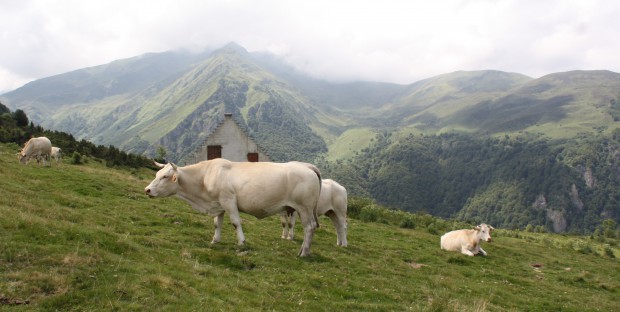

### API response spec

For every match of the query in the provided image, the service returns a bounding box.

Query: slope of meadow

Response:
[0,142,618,311]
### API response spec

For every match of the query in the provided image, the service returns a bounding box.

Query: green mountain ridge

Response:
[3,44,620,162]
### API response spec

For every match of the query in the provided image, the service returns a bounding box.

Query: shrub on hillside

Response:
[604,245,615,258]
[399,217,416,229]
[347,197,374,218]
[71,152,83,164]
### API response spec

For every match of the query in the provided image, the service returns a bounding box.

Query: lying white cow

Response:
[440,223,494,256]
[19,137,52,166]
[51,147,62,164]
[281,179,348,247]
[145,159,322,257]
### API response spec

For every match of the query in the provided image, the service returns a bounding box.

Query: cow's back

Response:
[317,179,347,216]
[31,137,52,155]
[440,229,473,251]
[21,137,52,157]
[216,160,321,219]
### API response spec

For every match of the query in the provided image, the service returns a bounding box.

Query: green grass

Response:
[327,128,377,161]
[0,142,618,311]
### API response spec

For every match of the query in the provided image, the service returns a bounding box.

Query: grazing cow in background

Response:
[440,223,494,256]
[50,147,62,164]
[281,179,348,247]
[19,137,52,166]
[145,159,322,257]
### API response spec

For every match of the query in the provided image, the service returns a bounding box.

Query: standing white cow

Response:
[50,147,62,164]
[19,137,52,166]
[144,159,322,257]
[440,223,494,256]
[281,179,348,247]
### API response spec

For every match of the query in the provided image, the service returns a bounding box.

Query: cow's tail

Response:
[305,163,322,229]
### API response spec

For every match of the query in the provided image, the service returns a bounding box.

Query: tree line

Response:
[0,102,153,169]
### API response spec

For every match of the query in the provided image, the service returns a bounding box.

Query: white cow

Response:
[50,147,62,164]
[281,179,348,247]
[440,223,494,256]
[19,137,52,166]
[145,159,322,257]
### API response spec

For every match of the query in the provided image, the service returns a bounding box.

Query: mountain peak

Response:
[218,42,248,55]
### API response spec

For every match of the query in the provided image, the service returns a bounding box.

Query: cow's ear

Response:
[172,174,178,183]
[154,161,165,168]
[489,226,495,232]
[474,226,481,231]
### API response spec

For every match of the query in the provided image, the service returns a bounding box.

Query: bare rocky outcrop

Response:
[533,194,567,232]
[569,184,584,210]
[532,194,547,209]
[583,167,595,188]
[546,209,567,233]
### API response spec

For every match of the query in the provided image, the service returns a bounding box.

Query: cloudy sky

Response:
[1,0,619,93]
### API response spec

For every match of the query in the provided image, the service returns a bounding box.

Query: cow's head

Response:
[474,223,494,242]
[144,161,179,197]
[18,152,29,164]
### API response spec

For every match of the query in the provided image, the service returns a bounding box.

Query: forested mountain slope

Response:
[321,131,620,233]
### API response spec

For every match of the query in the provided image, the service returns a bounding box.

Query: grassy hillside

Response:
[1,143,618,311]
[326,127,377,161]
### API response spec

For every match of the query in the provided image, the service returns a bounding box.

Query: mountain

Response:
[3,43,620,233]
[1,43,334,162]
[441,70,620,137]
[3,43,620,163]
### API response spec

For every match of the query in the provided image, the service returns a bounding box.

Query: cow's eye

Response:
[162,175,168,179]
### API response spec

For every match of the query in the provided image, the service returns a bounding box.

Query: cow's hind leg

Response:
[296,209,318,257]
[326,210,348,247]
[211,213,224,244]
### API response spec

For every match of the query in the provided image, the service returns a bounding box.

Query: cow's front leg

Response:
[280,212,290,239]
[227,210,245,245]
[211,213,224,244]
[461,246,475,256]
[220,198,245,245]
[281,210,297,240]
[478,247,487,256]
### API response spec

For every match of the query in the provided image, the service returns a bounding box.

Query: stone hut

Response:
[189,113,270,163]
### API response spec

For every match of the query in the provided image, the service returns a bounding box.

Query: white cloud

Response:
[1,0,620,93]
